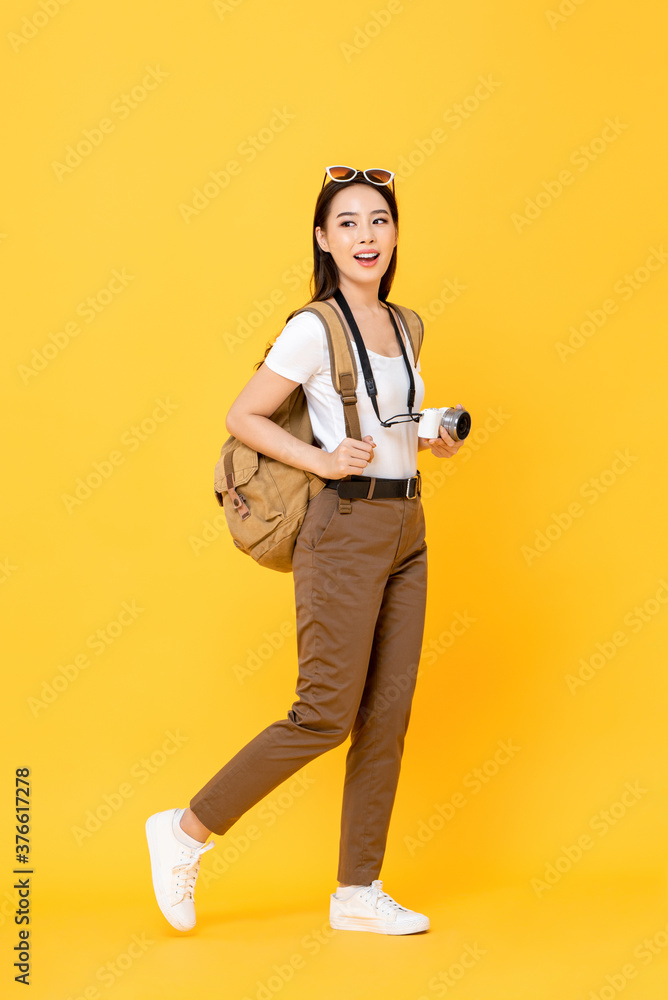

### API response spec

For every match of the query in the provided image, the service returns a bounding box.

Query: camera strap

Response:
[333,287,416,426]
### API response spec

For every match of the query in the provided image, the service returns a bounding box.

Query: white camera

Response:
[418,405,471,441]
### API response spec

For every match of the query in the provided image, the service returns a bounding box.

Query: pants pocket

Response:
[300,488,341,550]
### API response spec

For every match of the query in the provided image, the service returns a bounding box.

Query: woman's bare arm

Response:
[225,363,375,480]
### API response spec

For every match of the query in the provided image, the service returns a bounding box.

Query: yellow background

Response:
[2,0,667,997]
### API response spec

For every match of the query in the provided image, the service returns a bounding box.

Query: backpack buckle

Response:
[225,473,251,519]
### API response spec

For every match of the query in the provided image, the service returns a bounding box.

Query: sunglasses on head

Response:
[321,165,395,191]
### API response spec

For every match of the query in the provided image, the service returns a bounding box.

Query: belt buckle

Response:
[406,471,421,500]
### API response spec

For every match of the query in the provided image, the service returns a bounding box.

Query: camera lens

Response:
[454,410,471,440]
[441,407,471,442]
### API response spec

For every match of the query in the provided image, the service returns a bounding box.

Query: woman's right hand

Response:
[320,435,376,480]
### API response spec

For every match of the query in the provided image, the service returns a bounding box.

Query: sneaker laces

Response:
[358,879,409,917]
[171,842,214,905]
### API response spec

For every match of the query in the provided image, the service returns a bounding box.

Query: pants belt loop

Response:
[338,495,352,514]
[366,477,376,499]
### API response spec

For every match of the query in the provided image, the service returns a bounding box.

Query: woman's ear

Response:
[315,226,329,253]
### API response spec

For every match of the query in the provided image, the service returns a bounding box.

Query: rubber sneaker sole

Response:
[330,913,429,934]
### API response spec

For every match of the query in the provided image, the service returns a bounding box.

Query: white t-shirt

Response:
[264,309,425,480]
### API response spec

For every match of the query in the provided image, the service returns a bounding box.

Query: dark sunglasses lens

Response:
[328,166,356,181]
[365,169,393,185]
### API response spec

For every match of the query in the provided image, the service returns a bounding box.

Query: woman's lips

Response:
[353,252,380,267]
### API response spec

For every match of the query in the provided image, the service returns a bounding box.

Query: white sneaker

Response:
[330,879,430,935]
[145,808,214,931]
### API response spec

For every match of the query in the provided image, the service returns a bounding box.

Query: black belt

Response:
[324,472,421,500]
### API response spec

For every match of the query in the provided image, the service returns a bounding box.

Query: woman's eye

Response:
[340,218,387,227]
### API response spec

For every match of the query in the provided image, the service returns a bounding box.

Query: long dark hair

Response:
[254,177,399,369]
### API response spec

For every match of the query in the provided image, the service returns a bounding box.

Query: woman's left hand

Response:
[426,403,466,458]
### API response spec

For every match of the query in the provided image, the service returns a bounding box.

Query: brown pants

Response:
[190,484,428,884]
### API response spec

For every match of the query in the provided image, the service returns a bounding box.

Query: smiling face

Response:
[315,183,398,288]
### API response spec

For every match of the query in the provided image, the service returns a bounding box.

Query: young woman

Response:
[146,166,463,936]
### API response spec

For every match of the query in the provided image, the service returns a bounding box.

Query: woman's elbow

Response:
[225,405,242,438]
[225,404,259,440]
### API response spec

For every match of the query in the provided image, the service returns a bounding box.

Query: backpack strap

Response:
[293,300,365,515]
[222,450,251,519]
[293,302,363,442]
[384,301,424,367]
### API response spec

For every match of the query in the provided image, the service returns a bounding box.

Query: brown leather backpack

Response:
[214,299,423,572]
